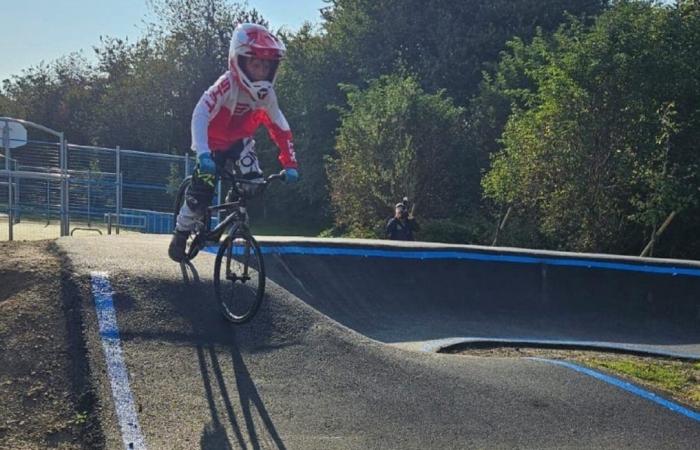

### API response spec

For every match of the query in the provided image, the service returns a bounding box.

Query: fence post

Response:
[184,153,190,177]
[58,133,65,236]
[3,120,12,241]
[61,134,70,236]
[116,145,121,235]
[14,159,20,224]
[46,180,51,225]
[59,133,63,236]
[87,168,92,227]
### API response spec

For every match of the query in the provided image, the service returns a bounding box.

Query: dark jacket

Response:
[386,217,419,241]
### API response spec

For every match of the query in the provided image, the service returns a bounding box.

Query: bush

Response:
[328,73,477,236]
[418,217,492,245]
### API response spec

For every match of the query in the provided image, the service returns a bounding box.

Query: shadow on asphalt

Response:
[102,248,700,448]
[196,340,286,450]
[110,276,300,449]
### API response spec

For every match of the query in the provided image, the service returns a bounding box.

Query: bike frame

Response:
[189,168,282,253]
[205,200,249,242]
[187,167,285,323]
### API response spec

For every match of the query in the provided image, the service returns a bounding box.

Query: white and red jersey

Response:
[191,71,297,168]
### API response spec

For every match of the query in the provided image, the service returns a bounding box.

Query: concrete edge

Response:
[427,337,700,360]
[254,236,700,270]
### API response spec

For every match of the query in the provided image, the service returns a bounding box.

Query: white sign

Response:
[0,121,27,149]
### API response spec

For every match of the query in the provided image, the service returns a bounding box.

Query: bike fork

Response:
[226,238,252,283]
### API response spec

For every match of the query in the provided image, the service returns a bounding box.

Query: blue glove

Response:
[284,168,299,184]
[197,152,216,175]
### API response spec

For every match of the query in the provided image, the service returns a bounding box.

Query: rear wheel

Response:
[214,232,265,323]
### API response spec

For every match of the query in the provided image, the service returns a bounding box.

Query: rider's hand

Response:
[283,168,299,184]
[197,152,216,175]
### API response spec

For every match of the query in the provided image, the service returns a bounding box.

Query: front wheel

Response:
[214,233,265,323]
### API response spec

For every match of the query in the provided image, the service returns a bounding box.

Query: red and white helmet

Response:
[229,23,286,101]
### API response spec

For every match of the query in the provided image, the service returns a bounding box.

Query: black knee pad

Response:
[185,182,214,213]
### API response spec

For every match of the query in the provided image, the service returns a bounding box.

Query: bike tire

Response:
[214,232,265,324]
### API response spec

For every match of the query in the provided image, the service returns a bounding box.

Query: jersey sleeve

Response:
[261,89,298,169]
[191,73,233,155]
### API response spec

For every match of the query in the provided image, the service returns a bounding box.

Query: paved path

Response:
[59,235,700,449]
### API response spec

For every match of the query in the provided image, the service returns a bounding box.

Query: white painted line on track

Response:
[90,271,148,450]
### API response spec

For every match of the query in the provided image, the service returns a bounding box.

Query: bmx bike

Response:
[173,167,285,323]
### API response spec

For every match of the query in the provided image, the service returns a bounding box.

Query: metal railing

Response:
[0,117,194,241]
[1,117,68,240]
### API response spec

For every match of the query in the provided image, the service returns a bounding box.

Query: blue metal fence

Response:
[2,117,196,240]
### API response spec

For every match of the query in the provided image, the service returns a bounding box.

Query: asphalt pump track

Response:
[58,235,700,449]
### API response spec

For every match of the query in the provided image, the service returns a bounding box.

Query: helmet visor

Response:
[238,56,279,83]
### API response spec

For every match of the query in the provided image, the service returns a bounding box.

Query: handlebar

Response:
[217,168,287,185]
[207,170,286,213]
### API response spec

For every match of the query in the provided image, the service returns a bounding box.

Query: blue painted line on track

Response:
[90,271,148,450]
[531,358,700,422]
[253,245,700,277]
[204,244,700,276]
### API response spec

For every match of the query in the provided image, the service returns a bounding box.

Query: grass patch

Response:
[444,344,700,410]
[586,359,687,389]
[575,357,700,409]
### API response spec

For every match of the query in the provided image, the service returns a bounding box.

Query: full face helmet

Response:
[229,23,286,101]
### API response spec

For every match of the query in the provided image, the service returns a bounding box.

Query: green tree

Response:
[322,0,607,104]
[1,55,96,143]
[278,0,607,227]
[1,0,607,233]
[267,24,350,225]
[328,73,473,237]
[482,0,700,256]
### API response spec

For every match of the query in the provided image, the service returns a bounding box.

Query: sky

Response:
[0,0,326,82]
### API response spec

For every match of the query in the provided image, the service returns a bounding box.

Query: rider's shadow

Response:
[110,274,292,448]
[197,332,287,450]
[197,344,244,450]
[230,335,286,450]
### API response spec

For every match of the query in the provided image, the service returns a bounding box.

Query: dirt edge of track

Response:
[0,241,104,449]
